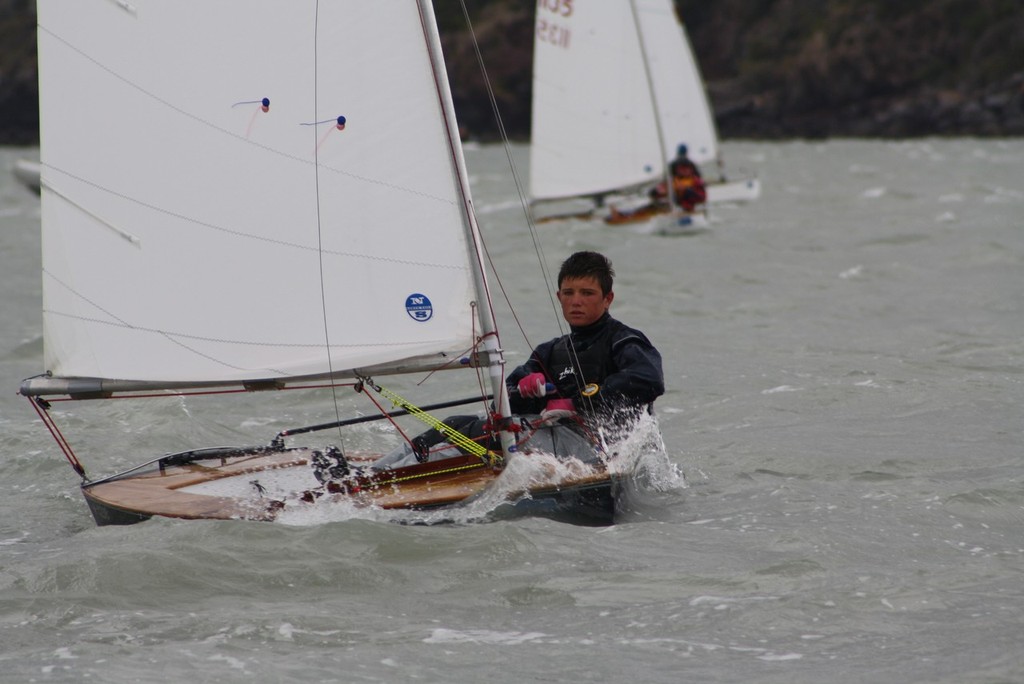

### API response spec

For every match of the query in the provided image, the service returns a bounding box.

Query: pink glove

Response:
[517,372,548,398]
[543,398,574,413]
[540,397,575,423]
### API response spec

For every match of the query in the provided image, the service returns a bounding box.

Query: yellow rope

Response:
[376,460,488,485]
[373,384,501,465]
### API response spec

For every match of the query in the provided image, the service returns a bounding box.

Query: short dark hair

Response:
[558,251,614,295]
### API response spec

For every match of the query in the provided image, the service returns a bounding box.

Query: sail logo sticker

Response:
[405,293,433,322]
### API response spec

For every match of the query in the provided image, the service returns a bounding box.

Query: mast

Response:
[416,0,515,455]
[628,0,674,208]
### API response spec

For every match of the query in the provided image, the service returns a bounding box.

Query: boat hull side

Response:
[76,436,623,527]
[706,177,761,203]
[510,477,618,525]
[83,487,153,526]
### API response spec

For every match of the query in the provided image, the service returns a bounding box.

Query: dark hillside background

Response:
[2,0,1022,145]
[0,0,37,144]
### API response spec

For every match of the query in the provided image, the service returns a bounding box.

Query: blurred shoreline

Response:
[1,0,1023,144]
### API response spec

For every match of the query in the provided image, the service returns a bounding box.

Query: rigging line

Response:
[43,181,141,246]
[372,382,498,463]
[469,306,499,417]
[359,385,420,451]
[456,0,565,350]
[452,3,573,417]
[42,163,458,267]
[431,2,599,419]
[41,26,438,200]
[419,0,514,457]
[421,3,500,336]
[42,272,285,375]
[311,1,346,441]
[458,1,596,414]
[28,397,86,480]
[458,1,592,413]
[629,0,673,207]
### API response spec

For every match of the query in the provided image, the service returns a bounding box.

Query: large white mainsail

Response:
[25,1,503,399]
[529,0,721,203]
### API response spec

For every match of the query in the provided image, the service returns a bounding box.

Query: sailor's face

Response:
[557,276,613,327]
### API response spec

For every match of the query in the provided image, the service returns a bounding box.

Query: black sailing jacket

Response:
[506,313,664,419]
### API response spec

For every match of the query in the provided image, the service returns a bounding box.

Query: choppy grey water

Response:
[2,139,1022,683]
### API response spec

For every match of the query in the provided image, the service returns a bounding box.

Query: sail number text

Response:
[537,0,572,49]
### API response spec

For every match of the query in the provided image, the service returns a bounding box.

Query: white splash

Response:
[983,186,1023,203]
[762,385,802,394]
[425,628,548,644]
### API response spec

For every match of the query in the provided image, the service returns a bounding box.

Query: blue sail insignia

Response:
[405,293,433,322]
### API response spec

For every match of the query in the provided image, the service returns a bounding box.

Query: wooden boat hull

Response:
[604,203,709,232]
[80,445,620,526]
[604,203,671,225]
[534,208,598,224]
[532,175,758,227]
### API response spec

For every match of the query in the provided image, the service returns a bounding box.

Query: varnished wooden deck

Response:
[82,448,613,523]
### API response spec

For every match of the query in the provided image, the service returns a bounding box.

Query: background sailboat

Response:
[530,0,760,222]
[22,0,625,525]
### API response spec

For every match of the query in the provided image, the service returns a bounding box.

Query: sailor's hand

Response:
[539,397,575,423]
[517,372,548,398]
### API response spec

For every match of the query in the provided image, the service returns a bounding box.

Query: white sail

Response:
[530,0,720,202]
[29,1,490,395]
[636,0,718,166]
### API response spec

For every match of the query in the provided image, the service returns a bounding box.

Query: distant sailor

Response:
[669,143,702,178]
[648,143,707,211]
[610,144,708,220]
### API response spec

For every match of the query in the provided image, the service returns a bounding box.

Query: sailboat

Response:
[21,1,633,526]
[530,0,760,227]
